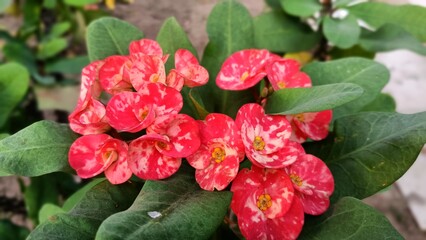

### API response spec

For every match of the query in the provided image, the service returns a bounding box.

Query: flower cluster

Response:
[68,42,334,239]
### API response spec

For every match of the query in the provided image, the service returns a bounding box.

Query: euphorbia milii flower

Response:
[266,58,312,91]
[69,134,131,184]
[186,113,244,191]
[76,60,104,107]
[69,98,110,135]
[287,110,333,143]
[216,49,270,90]
[231,166,304,240]
[235,103,301,168]
[128,114,200,180]
[129,54,166,91]
[98,55,133,95]
[286,154,334,215]
[129,38,168,63]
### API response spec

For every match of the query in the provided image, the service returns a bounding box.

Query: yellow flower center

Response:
[294,113,305,122]
[240,71,249,82]
[290,173,303,187]
[257,194,272,211]
[102,150,118,164]
[277,81,286,89]
[139,109,149,120]
[151,73,160,83]
[253,136,265,151]
[211,147,226,163]
[156,141,168,150]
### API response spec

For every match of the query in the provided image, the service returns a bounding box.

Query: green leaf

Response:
[349,2,426,41]
[64,0,98,7]
[0,120,78,176]
[265,83,363,115]
[265,0,281,10]
[156,17,198,72]
[95,166,232,240]
[62,178,105,211]
[279,0,322,17]
[200,0,256,117]
[254,10,321,52]
[0,0,11,13]
[360,93,396,112]
[43,0,57,9]
[39,203,66,224]
[303,57,389,119]
[299,197,402,239]
[329,45,375,59]
[2,42,38,75]
[27,180,141,240]
[48,21,71,38]
[86,17,144,61]
[0,63,30,128]
[305,112,426,202]
[333,0,354,8]
[37,38,68,60]
[189,88,210,120]
[0,220,29,240]
[45,56,90,74]
[323,14,361,49]
[359,24,426,55]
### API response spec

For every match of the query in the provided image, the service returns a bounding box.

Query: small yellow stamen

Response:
[240,71,249,82]
[253,136,265,151]
[290,173,303,187]
[157,141,168,150]
[294,113,305,122]
[103,150,118,164]
[211,147,226,163]
[277,81,286,89]
[151,73,160,83]
[257,194,272,211]
[139,109,149,120]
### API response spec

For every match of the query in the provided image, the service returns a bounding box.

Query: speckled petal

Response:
[101,139,132,184]
[266,59,312,91]
[175,49,198,69]
[69,134,111,178]
[195,153,239,191]
[69,98,110,135]
[98,55,133,95]
[246,140,303,168]
[77,60,104,107]
[292,110,332,142]
[129,55,166,91]
[129,39,163,57]
[216,49,270,90]
[165,70,185,91]
[230,167,263,216]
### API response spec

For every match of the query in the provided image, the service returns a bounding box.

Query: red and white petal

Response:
[166,70,185,91]
[239,196,305,240]
[246,140,303,168]
[128,135,181,180]
[99,55,133,95]
[175,49,199,69]
[106,92,155,133]
[186,144,211,169]
[230,167,263,216]
[78,60,104,106]
[179,64,209,88]
[216,49,270,90]
[96,139,131,185]
[266,59,312,91]
[129,55,166,91]
[297,191,330,215]
[69,99,110,135]
[69,134,111,178]
[195,153,239,191]
[129,39,163,57]
[293,110,332,141]
[153,114,201,158]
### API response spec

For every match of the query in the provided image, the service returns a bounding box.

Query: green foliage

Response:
[279,0,322,17]
[27,180,141,240]
[37,38,68,60]
[299,197,403,239]
[45,56,90,74]
[201,0,256,117]
[323,14,360,49]
[62,178,106,211]
[95,165,232,240]
[361,93,396,112]
[0,121,78,176]
[305,112,426,202]
[254,10,321,52]
[0,220,29,240]
[265,83,363,115]
[87,17,144,61]
[38,203,66,224]
[0,63,30,128]
[303,58,389,119]
[64,0,98,7]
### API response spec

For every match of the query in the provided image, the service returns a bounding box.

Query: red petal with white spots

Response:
[99,55,133,95]
[287,154,334,215]
[98,139,132,185]
[174,49,208,87]
[77,61,104,107]
[148,114,200,158]
[266,59,312,91]
[195,153,239,191]
[69,98,110,135]
[230,167,263,216]
[238,195,304,240]
[129,55,166,91]
[69,134,111,178]
[166,70,185,91]
[291,110,332,142]
[128,134,182,180]
[216,49,270,90]
[129,39,163,57]
[175,49,198,69]
[106,92,155,133]
[186,144,211,169]
[246,140,303,168]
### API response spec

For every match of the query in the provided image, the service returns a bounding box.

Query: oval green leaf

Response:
[323,14,361,49]
[303,57,390,119]
[299,197,402,239]
[95,166,232,240]
[305,111,426,202]
[86,17,144,61]
[27,180,141,240]
[279,0,322,17]
[265,83,363,115]
[37,38,68,60]
[0,120,78,176]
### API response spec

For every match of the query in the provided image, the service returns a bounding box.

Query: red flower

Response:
[266,58,311,91]
[186,113,244,191]
[76,60,104,107]
[231,166,304,240]
[286,154,334,215]
[287,110,333,143]
[129,38,168,63]
[128,114,200,180]
[129,54,166,91]
[69,134,131,184]
[216,49,270,90]
[69,98,110,135]
[236,103,302,168]
[98,55,133,95]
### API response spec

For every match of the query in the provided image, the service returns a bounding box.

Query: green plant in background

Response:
[0,0,425,239]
